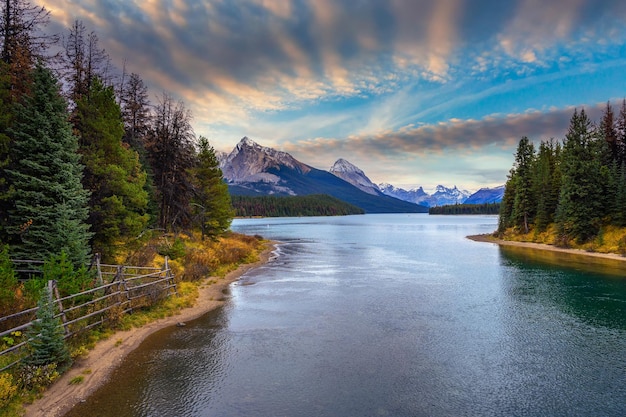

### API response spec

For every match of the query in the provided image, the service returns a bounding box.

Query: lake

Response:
[66,214,626,417]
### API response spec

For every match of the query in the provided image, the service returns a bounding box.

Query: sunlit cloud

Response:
[41,0,626,189]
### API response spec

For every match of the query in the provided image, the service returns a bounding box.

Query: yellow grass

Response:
[499,224,626,255]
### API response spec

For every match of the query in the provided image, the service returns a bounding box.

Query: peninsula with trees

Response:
[497,102,626,254]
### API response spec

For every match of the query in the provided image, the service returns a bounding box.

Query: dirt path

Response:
[23,243,277,417]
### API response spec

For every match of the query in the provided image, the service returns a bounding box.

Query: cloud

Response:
[40,1,626,188]
[281,104,606,181]
[43,0,626,119]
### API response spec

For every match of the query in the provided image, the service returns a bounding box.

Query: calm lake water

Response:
[66,214,626,417]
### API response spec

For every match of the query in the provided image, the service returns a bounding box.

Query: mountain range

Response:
[218,137,503,213]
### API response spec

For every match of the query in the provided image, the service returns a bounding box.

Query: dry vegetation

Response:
[0,231,267,417]
[497,224,626,256]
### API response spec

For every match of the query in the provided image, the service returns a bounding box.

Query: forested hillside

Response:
[429,203,500,215]
[0,2,234,266]
[499,103,626,250]
[232,194,365,217]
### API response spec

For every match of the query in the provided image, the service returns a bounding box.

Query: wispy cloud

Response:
[42,0,626,188]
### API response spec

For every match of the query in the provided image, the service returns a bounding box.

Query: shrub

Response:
[43,251,92,297]
[0,245,18,313]
[16,363,59,391]
[0,373,17,407]
[157,237,186,260]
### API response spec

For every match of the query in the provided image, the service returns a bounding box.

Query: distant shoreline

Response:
[467,233,626,265]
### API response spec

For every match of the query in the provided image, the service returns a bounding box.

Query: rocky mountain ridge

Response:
[218,137,427,213]
[218,137,502,209]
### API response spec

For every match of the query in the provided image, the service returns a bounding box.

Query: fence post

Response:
[118,265,132,314]
[95,253,103,287]
[163,256,177,296]
[50,280,69,336]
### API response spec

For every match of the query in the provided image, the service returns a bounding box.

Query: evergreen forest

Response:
[429,203,500,215]
[498,103,626,250]
[232,194,365,217]
[0,1,235,267]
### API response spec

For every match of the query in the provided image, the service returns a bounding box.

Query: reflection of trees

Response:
[499,246,626,330]
[65,307,231,417]
[140,307,232,416]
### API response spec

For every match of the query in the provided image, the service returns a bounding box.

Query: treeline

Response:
[499,103,626,246]
[0,1,234,266]
[232,194,365,217]
[429,202,500,215]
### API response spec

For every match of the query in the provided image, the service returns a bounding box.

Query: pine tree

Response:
[498,168,517,233]
[0,61,11,239]
[597,101,618,165]
[120,72,159,226]
[616,99,626,165]
[511,136,536,233]
[5,63,91,264]
[614,161,626,227]
[533,139,560,232]
[555,109,604,244]
[188,136,234,240]
[73,77,149,259]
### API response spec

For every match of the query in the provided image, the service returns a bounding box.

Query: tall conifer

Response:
[511,136,536,233]
[189,136,234,240]
[533,139,560,232]
[73,77,149,259]
[555,109,604,244]
[5,63,91,264]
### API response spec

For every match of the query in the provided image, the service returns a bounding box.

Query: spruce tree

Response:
[555,109,604,244]
[614,161,626,227]
[498,168,517,233]
[616,99,626,165]
[189,136,234,240]
[511,136,536,233]
[533,139,560,232]
[597,101,618,165]
[5,63,91,264]
[24,285,70,369]
[0,61,11,239]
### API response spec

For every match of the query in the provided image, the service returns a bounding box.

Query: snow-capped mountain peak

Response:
[379,184,470,207]
[329,158,380,195]
[221,137,310,187]
[331,158,365,175]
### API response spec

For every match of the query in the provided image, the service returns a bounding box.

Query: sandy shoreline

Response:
[23,242,278,417]
[467,233,626,263]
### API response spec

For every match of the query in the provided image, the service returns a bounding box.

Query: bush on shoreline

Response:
[0,232,266,416]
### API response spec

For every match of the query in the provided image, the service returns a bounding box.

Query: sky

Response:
[42,0,626,192]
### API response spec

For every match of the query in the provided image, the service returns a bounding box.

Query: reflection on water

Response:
[500,246,626,330]
[65,215,626,417]
[499,244,626,276]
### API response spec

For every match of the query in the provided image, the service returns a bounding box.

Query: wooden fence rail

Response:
[0,257,176,372]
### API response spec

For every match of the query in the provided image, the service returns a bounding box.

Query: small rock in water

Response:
[176,322,186,327]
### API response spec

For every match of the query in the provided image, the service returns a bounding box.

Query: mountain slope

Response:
[379,184,470,207]
[464,185,505,204]
[329,158,380,196]
[221,138,427,213]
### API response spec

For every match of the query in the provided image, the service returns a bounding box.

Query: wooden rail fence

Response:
[0,257,177,372]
